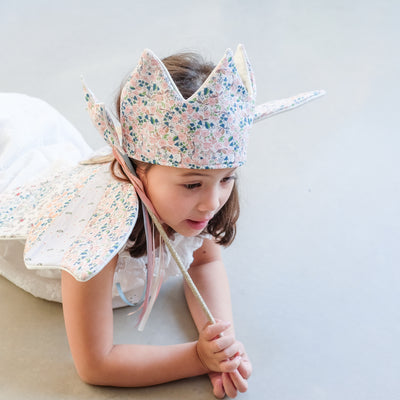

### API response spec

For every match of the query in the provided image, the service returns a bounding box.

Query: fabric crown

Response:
[83,44,325,169]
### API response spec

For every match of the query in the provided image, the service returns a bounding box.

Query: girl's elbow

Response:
[73,355,110,386]
[75,363,105,386]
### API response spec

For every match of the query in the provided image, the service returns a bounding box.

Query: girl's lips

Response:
[186,219,209,231]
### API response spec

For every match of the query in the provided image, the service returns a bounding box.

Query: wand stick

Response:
[114,149,216,325]
[147,207,216,324]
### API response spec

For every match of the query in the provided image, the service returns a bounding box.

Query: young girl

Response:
[0,44,324,398]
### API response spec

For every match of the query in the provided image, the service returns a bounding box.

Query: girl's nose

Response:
[197,187,220,213]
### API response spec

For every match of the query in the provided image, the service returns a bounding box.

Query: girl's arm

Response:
[185,238,234,332]
[184,238,252,398]
[62,256,222,387]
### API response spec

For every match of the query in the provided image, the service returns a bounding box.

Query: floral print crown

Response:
[83,44,325,169]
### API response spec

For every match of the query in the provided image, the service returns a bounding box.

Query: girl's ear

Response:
[135,164,148,187]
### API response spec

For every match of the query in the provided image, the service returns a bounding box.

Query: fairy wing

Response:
[0,162,138,281]
[0,183,41,240]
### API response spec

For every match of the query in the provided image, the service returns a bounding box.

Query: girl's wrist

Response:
[193,341,210,374]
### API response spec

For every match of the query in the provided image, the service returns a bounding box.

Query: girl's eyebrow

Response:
[178,168,237,178]
[179,172,209,177]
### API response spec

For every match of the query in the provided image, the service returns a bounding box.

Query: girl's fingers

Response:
[213,341,240,361]
[202,320,231,341]
[219,354,242,373]
[229,369,248,393]
[208,372,225,399]
[210,334,235,353]
[237,353,252,380]
[222,372,238,398]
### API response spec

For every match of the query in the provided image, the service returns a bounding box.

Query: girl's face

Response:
[138,165,237,237]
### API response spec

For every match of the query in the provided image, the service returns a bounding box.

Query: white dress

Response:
[0,93,204,309]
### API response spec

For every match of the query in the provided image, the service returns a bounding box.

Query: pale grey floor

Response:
[1,1,399,399]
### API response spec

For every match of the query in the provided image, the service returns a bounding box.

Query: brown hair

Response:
[111,52,240,258]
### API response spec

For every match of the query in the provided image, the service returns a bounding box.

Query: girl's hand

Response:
[209,350,252,398]
[196,320,241,373]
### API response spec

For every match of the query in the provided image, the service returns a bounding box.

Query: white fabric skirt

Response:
[0,93,93,303]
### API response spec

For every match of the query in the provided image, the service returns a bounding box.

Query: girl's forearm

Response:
[62,263,208,387]
[184,260,235,335]
[78,341,207,387]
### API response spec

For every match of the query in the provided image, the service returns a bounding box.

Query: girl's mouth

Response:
[185,219,209,231]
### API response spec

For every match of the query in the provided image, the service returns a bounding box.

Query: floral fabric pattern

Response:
[119,47,256,169]
[1,163,139,282]
[84,45,257,170]
[83,45,324,171]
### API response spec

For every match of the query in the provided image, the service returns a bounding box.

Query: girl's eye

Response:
[184,183,201,190]
[221,176,236,184]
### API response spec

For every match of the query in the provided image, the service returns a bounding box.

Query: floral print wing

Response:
[22,163,138,281]
[0,184,43,239]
